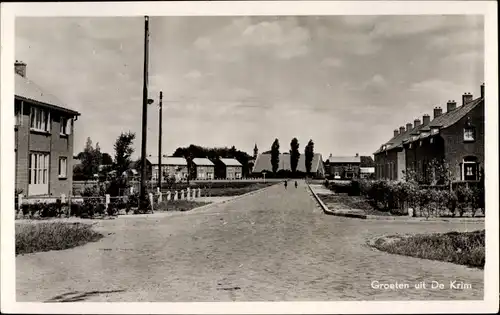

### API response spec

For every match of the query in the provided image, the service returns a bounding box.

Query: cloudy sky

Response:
[15,15,484,158]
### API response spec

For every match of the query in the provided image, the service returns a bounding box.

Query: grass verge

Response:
[156,200,211,212]
[372,230,485,268]
[16,222,104,256]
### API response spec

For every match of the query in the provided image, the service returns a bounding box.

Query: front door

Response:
[28,152,49,196]
[464,163,478,181]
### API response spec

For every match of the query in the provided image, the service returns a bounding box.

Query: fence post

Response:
[148,192,154,212]
[158,191,163,203]
[174,191,178,200]
[105,194,110,210]
[167,191,171,201]
[17,193,23,214]
[68,195,72,217]
[187,187,191,200]
[130,186,134,194]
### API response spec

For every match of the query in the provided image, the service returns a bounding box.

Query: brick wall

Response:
[195,165,215,179]
[329,163,360,179]
[441,101,485,181]
[374,149,400,180]
[14,99,76,196]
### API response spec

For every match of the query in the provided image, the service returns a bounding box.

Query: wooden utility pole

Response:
[139,16,150,207]
[157,91,163,189]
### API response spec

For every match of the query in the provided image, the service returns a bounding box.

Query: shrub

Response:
[456,185,474,217]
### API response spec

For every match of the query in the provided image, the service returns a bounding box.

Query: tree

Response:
[80,137,101,180]
[101,153,113,165]
[113,131,136,176]
[290,138,300,175]
[271,139,280,174]
[304,139,314,176]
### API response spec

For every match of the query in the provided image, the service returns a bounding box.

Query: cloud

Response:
[184,70,202,79]
[364,74,387,89]
[192,17,311,60]
[321,57,343,68]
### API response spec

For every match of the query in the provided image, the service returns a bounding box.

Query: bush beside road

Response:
[371,230,485,269]
[16,222,103,255]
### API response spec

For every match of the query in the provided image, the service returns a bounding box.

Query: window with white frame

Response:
[29,152,50,185]
[464,127,475,142]
[30,107,50,132]
[58,157,67,178]
[60,117,72,135]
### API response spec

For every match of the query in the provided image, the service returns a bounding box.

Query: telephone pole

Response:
[139,16,150,207]
[157,91,163,189]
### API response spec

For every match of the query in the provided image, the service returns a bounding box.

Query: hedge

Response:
[325,179,485,217]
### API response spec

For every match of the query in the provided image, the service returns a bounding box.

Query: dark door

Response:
[464,163,478,181]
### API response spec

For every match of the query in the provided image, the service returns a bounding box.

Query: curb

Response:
[307,183,367,219]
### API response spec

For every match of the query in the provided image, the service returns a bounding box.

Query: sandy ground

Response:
[17,180,484,302]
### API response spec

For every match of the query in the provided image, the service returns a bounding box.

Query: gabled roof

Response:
[327,156,361,163]
[252,153,324,173]
[15,73,80,115]
[149,156,187,166]
[193,158,214,166]
[375,96,483,154]
[429,97,483,129]
[220,158,242,166]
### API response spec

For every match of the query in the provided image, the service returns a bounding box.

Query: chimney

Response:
[433,106,443,119]
[15,60,27,77]
[480,83,485,99]
[414,118,421,127]
[462,92,473,105]
[447,100,457,112]
[406,122,413,131]
[393,129,399,137]
[422,114,431,125]
[399,126,405,134]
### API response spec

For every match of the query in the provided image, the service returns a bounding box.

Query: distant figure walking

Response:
[295,181,298,189]
[284,180,288,189]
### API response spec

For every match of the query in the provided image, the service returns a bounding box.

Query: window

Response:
[30,107,50,132]
[430,138,434,144]
[464,127,475,142]
[431,128,439,135]
[60,117,72,135]
[58,157,67,178]
[29,153,49,185]
[15,100,24,126]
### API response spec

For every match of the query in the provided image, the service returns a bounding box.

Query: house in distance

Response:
[215,158,243,180]
[192,158,215,180]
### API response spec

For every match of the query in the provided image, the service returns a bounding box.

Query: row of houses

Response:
[373,83,485,183]
[148,156,243,181]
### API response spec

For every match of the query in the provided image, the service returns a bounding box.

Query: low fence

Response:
[16,186,206,219]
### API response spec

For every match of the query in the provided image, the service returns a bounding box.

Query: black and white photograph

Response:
[1,1,498,314]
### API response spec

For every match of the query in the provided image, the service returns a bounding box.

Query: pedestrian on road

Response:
[284,180,288,189]
[295,181,298,189]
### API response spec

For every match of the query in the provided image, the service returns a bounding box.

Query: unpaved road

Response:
[17,181,484,302]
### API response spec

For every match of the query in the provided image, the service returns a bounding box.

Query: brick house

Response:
[150,156,188,181]
[402,86,485,182]
[325,154,361,179]
[215,158,243,179]
[375,83,485,183]
[14,61,80,196]
[192,158,214,180]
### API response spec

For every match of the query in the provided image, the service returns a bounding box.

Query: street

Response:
[17,181,484,302]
